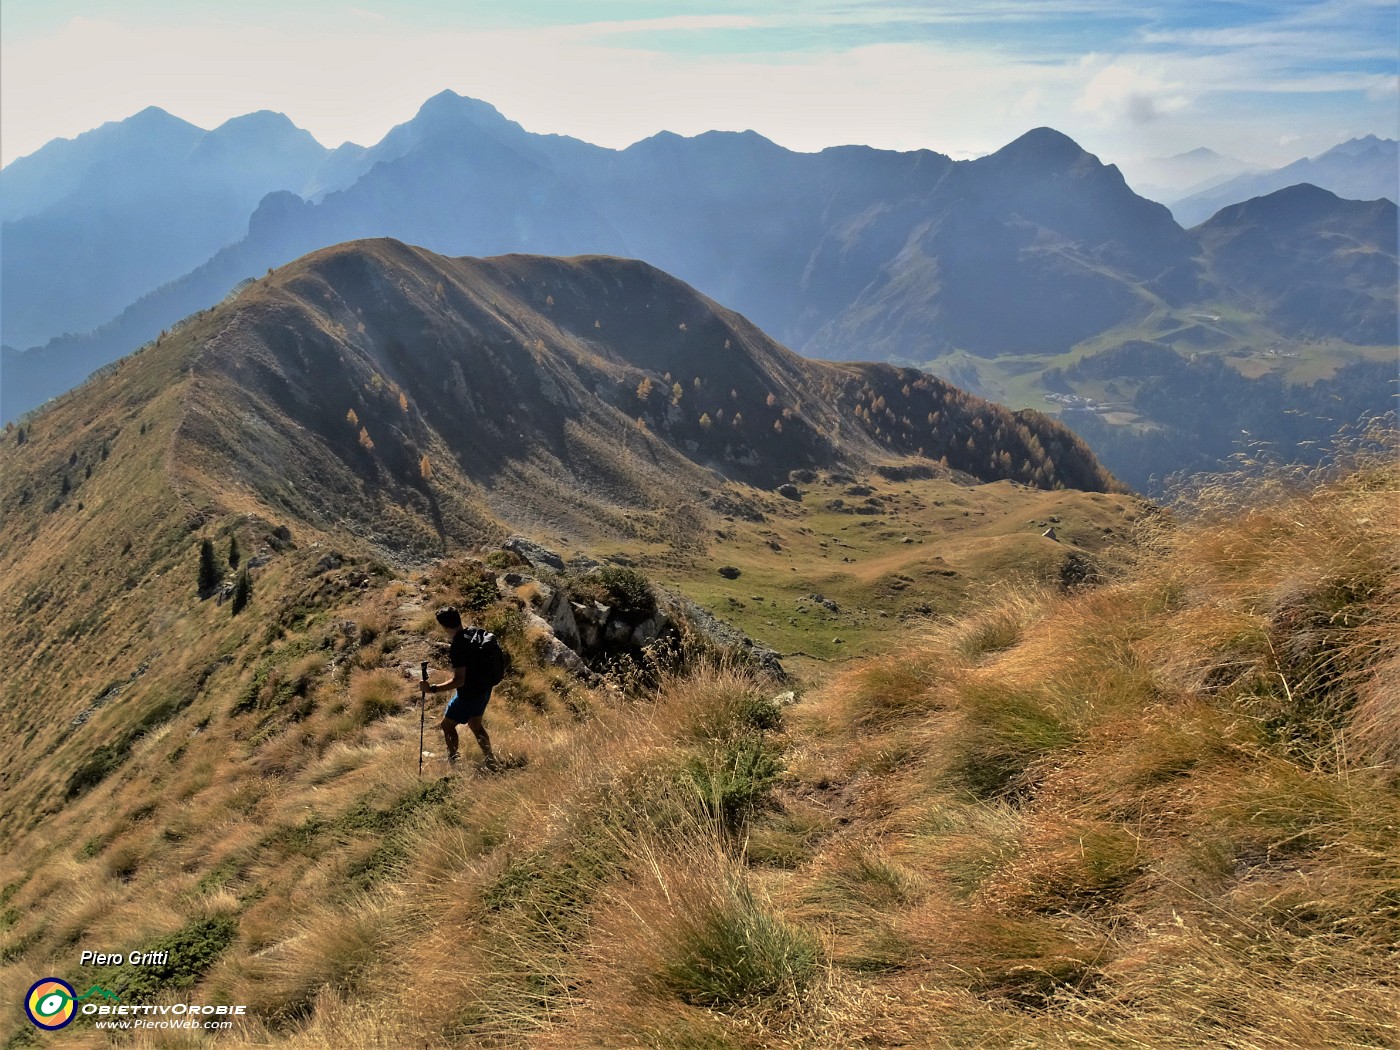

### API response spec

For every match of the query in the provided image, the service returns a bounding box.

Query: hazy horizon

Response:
[3,0,1396,171]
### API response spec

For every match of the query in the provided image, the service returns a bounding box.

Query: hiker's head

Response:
[435,606,463,632]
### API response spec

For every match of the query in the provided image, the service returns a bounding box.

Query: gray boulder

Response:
[524,612,587,674]
[546,595,581,651]
[604,617,634,646]
[503,536,566,573]
[631,610,670,647]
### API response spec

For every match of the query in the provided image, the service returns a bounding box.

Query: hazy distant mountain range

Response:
[1119,147,1262,203]
[1,108,328,348]
[1170,136,1398,227]
[2,92,1394,491]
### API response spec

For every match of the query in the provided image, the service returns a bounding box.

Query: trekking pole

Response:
[418,662,428,778]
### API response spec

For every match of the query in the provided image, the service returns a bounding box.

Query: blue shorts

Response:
[444,689,491,724]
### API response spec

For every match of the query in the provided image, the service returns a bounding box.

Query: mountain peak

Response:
[211,109,297,133]
[627,128,782,156]
[210,239,1119,504]
[990,127,1090,167]
[1318,134,1395,159]
[204,110,323,150]
[106,106,203,142]
[412,90,509,127]
[127,105,181,125]
[1174,147,1223,161]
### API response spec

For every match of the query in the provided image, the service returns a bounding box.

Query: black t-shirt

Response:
[448,628,483,690]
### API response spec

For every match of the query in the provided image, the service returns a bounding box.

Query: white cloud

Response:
[1075,62,1191,125]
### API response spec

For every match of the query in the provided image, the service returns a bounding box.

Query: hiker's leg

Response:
[465,716,495,763]
[438,717,460,759]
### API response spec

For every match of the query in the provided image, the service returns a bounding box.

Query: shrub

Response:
[484,549,527,570]
[477,602,523,643]
[455,563,499,611]
[112,914,239,1003]
[572,566,656,619]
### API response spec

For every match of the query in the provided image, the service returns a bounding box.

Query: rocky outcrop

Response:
[502,536,566,573]
[499,566,679,663]
[659,589,785,678]
[498,571,582,649]
[493,554,784,679]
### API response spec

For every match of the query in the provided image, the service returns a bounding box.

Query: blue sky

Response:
[2,0,1396,171]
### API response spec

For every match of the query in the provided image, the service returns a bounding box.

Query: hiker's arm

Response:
[421,666,468,693]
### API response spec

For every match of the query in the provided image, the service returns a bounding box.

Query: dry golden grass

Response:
[3,443,1397,1049]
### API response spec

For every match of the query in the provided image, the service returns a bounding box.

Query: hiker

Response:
[421,606,499,768]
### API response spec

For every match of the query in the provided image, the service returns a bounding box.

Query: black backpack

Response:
[467,627,508,687]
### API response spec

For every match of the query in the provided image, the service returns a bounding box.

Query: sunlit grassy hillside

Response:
[0,238,1139,867]
[4,433,1393,1049]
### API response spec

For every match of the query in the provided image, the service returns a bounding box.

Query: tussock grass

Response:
[597,837,821,1011]
[951,585,1053,661]
[231,897,396,1023]
[347,668,405,727]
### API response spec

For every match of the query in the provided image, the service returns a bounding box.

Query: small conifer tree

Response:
[231,569,252,615]
[228,534,241,570]
[198,538,220,593]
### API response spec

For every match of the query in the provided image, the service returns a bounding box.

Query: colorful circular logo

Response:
[25,978,77,1030]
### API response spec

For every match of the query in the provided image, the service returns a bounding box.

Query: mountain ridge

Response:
[182,238,1120,551]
